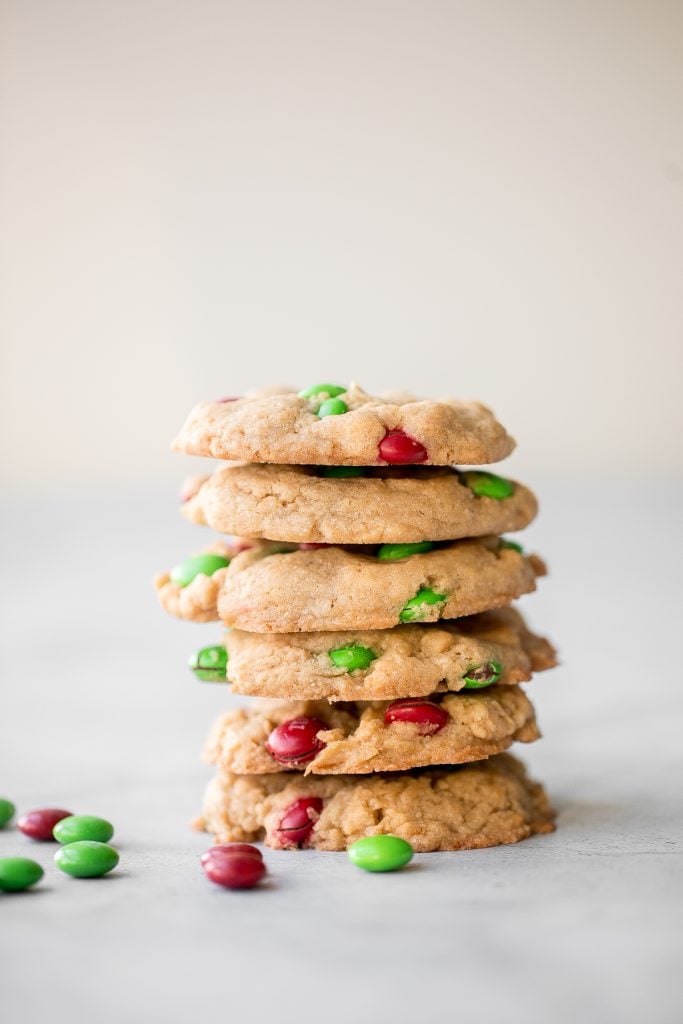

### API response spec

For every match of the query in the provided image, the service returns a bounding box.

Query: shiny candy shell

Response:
[347,835,414,872]
[53,815,114,845]
[0,857,44,892]
[54,841,119,878]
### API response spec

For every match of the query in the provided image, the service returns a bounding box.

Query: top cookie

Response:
[171,383,515,466]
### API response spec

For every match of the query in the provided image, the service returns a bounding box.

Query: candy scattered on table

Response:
[347,835,414,872]
[0,798,15,828]
[53,815,114,845]
[0,857,44,892]
[18,808,73,841]
[54,840,119,878]
[201,843,266,889]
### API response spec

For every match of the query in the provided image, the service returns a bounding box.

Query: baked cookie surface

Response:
[156,537,545,631]
[220,606,556,701]
[199,753,555,851]
[181,463,537,544]
[172,383,515,466]
[203,687,538,776]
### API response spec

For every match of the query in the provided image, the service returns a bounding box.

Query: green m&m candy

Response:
[462,661,503,689]
[347,835,414,873]
[53,815,114,845]
[399,587,446,623]
[0,798,15,828]
[317,398,348,418]
[0,857,44,892]
[54,841,119,878]
[298,383,346,399]
[189,645,228,682]
[328,644,377,672]
[170,553,230,588]
[462,471,514,500]
[377,542,433,561]
[499,538,523,554]
[319,466,367,478]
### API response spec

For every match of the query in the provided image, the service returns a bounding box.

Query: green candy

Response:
[54,841,119,878]
[462,471,514,500]
[170,553,229,588]
[298,383,346,399]
[319,466,367,478]
[0,798,15,828]
[53,815,114,845]
[377,542,434,561]
[462,661,503,689]
[318,398,348,418]
[0,857,44,892]
[189,645,228,682]
[347,835,414,873]
[399,587,446,623]
[499,538,523,554]
[328,644,377,672]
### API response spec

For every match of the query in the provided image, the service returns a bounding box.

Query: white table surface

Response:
[1,483,682,1024]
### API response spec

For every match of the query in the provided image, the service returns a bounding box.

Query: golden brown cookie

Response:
[156,537,546,631]
[198,752,555,851]
[217,607,557,701]
[181,463,537,544]
[172,383,515,466]
[203,687,539,775]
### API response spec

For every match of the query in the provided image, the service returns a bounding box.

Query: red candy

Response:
[265,717,328,766]
[201,850,266,890]
[384,698,449,734]
[298,543,331,550]
[274,797,323,848]
[17,808,73,841]
[201,843,263,865]
[215,396,240,403]
[379,429,428,465]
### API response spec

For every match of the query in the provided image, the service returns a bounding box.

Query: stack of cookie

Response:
[156,384,557,853]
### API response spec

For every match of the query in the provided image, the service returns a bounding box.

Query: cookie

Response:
[203,686,538,776]
[156,535,546,631]
[218,606,556,701]
[198,752,555,851]
[181,463,537,544]
[172,383,515,466]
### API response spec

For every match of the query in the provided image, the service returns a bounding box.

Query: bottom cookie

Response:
[198,753,555,852]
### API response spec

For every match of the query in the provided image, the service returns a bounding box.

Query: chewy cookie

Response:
[215,607,556,701]
[181,463,537,544]
[172,383,515,466]
[203,687,539,776]
[199,752,555,851]
[155,538,545,630]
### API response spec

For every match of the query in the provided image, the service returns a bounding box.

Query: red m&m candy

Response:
[379,430,428,465]
[265,717,328,767]
[384,699,449,735]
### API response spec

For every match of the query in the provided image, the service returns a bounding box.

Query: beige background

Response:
[1,0,682,492]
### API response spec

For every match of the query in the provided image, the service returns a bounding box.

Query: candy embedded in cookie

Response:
[180,463,538,545]
[199,753,556,852]
[220,606,556,701]
[202,687,539,776]
[171,383,515,466]
[189,645,228,682]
